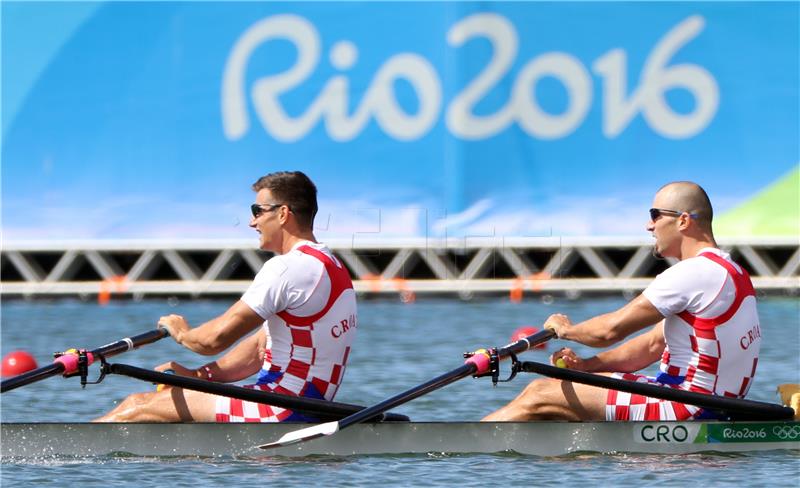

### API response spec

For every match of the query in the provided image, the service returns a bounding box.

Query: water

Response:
[2,296,799,485]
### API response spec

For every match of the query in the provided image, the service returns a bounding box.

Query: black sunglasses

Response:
[649,208,698,221]
[251,203,283,218]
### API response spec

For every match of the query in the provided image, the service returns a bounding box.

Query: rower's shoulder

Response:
[666,252,733,274]
[257,245,330,286]
[650,255,729,293]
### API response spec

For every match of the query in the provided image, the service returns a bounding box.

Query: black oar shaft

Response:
[500,329,557,358]
[109,363,409,422]
[341,364,475,429]
[258,328,558,449]
[339,329,557,430]
[93,329,169,357]
[519,361,795,421]
[1,329,169,393]
[0,364,66,392]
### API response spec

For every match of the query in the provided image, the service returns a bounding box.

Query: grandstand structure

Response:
[1,237,798,300]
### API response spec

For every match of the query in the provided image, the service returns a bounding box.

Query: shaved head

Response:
[654,181,714,229]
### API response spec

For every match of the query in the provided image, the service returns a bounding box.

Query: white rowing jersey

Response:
[241,241,357,402]
[643,247,761,399]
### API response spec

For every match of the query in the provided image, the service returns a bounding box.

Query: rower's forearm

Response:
[205,334,263,382]
[195,360,259,383]
[176,319,233,356]
[582,351,657,374]
[560,314,623,348]
[581,330,664,373]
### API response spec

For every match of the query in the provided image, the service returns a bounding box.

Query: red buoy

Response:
[510,326,546,349]
[1,351,39,377]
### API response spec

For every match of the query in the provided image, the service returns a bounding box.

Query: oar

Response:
[258,328,556,449]
[518,361,796,421]
[109,363,409,422]
[0,329,168,393]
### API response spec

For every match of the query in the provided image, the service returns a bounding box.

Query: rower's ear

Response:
[677,212,693,230]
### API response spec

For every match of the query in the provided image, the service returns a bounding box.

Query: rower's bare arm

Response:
[582,322,666,373]
[556,295,664,347]
[159,300,265,355]
[199,331,265,383]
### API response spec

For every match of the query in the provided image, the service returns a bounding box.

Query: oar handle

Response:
[0,328,169,393]
[466,328,557,376]
[91,328,170,358]
[501,328,557,357]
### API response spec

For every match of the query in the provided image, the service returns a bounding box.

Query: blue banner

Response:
[2,2,798,239]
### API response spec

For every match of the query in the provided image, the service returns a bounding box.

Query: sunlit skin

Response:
[93,189,316,422]
[483,182,717,422]
[647,184,716,261]
[250,189,316,255]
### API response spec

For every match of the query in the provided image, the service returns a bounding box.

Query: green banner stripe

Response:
[706,422,800,443]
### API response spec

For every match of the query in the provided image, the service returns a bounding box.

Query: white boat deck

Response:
[2,421,798,458]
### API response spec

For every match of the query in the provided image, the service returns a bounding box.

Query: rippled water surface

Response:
[2,296,799,485]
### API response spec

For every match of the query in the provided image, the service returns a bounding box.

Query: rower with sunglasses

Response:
[484,181,762,422]
[96,171,358,423]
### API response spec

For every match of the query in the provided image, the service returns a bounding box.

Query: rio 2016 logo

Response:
[772,425,800,440]
[721,427,767,440]
[222,13,718,143]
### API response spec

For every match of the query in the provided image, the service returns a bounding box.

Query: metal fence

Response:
[2,237,798,300]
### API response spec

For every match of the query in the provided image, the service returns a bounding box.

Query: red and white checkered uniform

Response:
[606,249,761,421]
[606,372,703,421]
[216,242,357,422]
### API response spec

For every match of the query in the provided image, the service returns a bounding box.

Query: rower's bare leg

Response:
[482,377,608,421]
[92,387,217,422]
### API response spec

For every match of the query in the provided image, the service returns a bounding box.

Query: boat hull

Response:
[2,421,798,458]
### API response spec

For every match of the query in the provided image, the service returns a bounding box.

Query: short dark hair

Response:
[252,171,317,230]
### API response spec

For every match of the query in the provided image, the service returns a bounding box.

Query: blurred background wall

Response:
[3,2,798,241]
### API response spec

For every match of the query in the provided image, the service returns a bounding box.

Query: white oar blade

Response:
[257,421,340,449]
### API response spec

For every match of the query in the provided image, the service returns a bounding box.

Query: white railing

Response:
[1,237,798,299]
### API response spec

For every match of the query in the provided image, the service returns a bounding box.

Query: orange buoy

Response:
[510,326,546,349]
[1,350,39,377]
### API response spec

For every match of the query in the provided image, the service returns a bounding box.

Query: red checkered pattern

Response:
[663,252,759,399]
[618,252,761,421]
[216,384,297,423]
[215,347,351,423]
[216,245,356,423]
[605,373,702,421]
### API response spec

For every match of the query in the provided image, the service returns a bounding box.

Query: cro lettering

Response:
[330,315,357,338]
[222,14,718,142]
[641,424,690,442]
[739,323,762,350]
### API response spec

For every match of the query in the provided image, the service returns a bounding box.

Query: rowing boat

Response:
[2,328,797,459]
[2,420,798,458]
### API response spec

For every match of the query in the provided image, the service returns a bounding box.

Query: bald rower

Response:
[484,181,762,422]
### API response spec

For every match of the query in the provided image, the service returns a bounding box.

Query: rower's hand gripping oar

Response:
[0,328,169,393]
[258,328,557,449]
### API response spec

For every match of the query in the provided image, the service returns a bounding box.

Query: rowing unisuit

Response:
[607,248,761,421]
[216,241,357,422]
